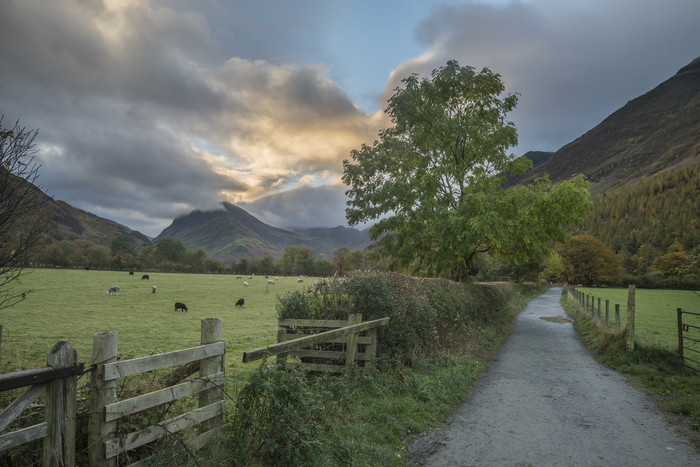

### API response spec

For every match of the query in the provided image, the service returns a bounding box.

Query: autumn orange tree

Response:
[557,234,620,286]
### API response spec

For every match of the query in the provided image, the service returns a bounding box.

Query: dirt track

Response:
[408,287,699,466]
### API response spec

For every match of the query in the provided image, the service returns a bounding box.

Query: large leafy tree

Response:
[343,61,591,280]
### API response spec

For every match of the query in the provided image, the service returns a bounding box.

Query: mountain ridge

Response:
[515,57,700,192]
[155,202,372,262]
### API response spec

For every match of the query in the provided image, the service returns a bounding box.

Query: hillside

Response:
[516,57,700,192]
[580,163,700,273]
[155,202,371,262]
[47,198,152,247]
[5,170,152,248]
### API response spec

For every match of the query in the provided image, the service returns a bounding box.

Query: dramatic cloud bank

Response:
[1,0,698,236]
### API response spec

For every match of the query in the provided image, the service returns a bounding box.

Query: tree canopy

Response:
[557,234,621,286]
[342,61,591,280]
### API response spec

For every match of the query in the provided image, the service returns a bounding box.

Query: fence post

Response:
[586,295,589,315]
[89,332,118,467]
[605,300,610,326]
[597,298,601,320]
[626,284,636,351]
[615,304,621,331]
[345,314,362,367]
[677,308,684,358]
[199,318,223,433]
[43,341,77,467]
[0,325,3,367]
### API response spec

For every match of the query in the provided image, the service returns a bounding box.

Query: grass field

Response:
[577,287,700,349]
[1,268,313,375]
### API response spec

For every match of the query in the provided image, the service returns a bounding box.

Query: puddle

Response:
[540,316,572,324]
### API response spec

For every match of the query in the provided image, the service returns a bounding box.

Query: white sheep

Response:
[243,281,249,286]
[297,278,303,283]
[268,279,275,285]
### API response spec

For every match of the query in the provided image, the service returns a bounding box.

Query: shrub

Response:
[226,360,329,465]
[276,272,526,366]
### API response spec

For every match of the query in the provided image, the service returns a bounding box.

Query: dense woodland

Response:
[578,164,700,282]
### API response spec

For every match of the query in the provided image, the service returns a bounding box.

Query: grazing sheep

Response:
[243,281,249,286]
[141,274,149,280]
[152,285,157,293]
[107,285,120,295]
[297,278,303,283]
[129,271,134,275]
[247,275,253,280]
[267,279,275,285]
[236,275,242,279]
[235,298,244,307]
[174,302,188,312]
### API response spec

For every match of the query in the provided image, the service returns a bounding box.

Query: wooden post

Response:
[586,295,589,315]
[89,332,118,467]
[677,308,684,358]
[615,304,621,331]
[345,314,362,367]
[43,341,77,467]
[626,285,636,351]
[0,325,3,368]
[199,318,223,433]
[605,300,610,326]
[597,298,601,320]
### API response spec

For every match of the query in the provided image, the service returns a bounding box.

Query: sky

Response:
[1,0,698,238]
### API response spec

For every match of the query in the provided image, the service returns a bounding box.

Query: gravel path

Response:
[408,287,699,466]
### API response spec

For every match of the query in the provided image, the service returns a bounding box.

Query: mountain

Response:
[47,198,152,247]
[5,170,153,248]
[155,202,371,262]
[514,57,700,192]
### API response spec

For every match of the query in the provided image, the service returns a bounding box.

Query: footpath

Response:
[408,287,700,466]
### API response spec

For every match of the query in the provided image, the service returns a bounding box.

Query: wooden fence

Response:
[677,308,700,372]
[565,284,635,349]
[243,314,390,372]
[0,318,225,466]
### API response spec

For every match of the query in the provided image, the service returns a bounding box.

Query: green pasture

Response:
[577,287,700,349]
[1,268,313,374]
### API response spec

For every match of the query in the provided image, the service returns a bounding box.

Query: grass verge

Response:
[561,291,700,451]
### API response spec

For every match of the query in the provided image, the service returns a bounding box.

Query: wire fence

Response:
[565,285,699,352]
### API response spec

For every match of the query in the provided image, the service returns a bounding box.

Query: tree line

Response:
[28,234,372,277]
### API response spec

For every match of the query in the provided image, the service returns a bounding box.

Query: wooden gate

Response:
[243,314,389,372]
[0,341,83,466]
[677,308,700,372]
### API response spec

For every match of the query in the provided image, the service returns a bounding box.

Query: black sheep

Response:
[174,302,188,312]
[235,298,244,307]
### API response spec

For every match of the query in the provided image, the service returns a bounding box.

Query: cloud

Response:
[240,182,353,229]
[0,0,379,236]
